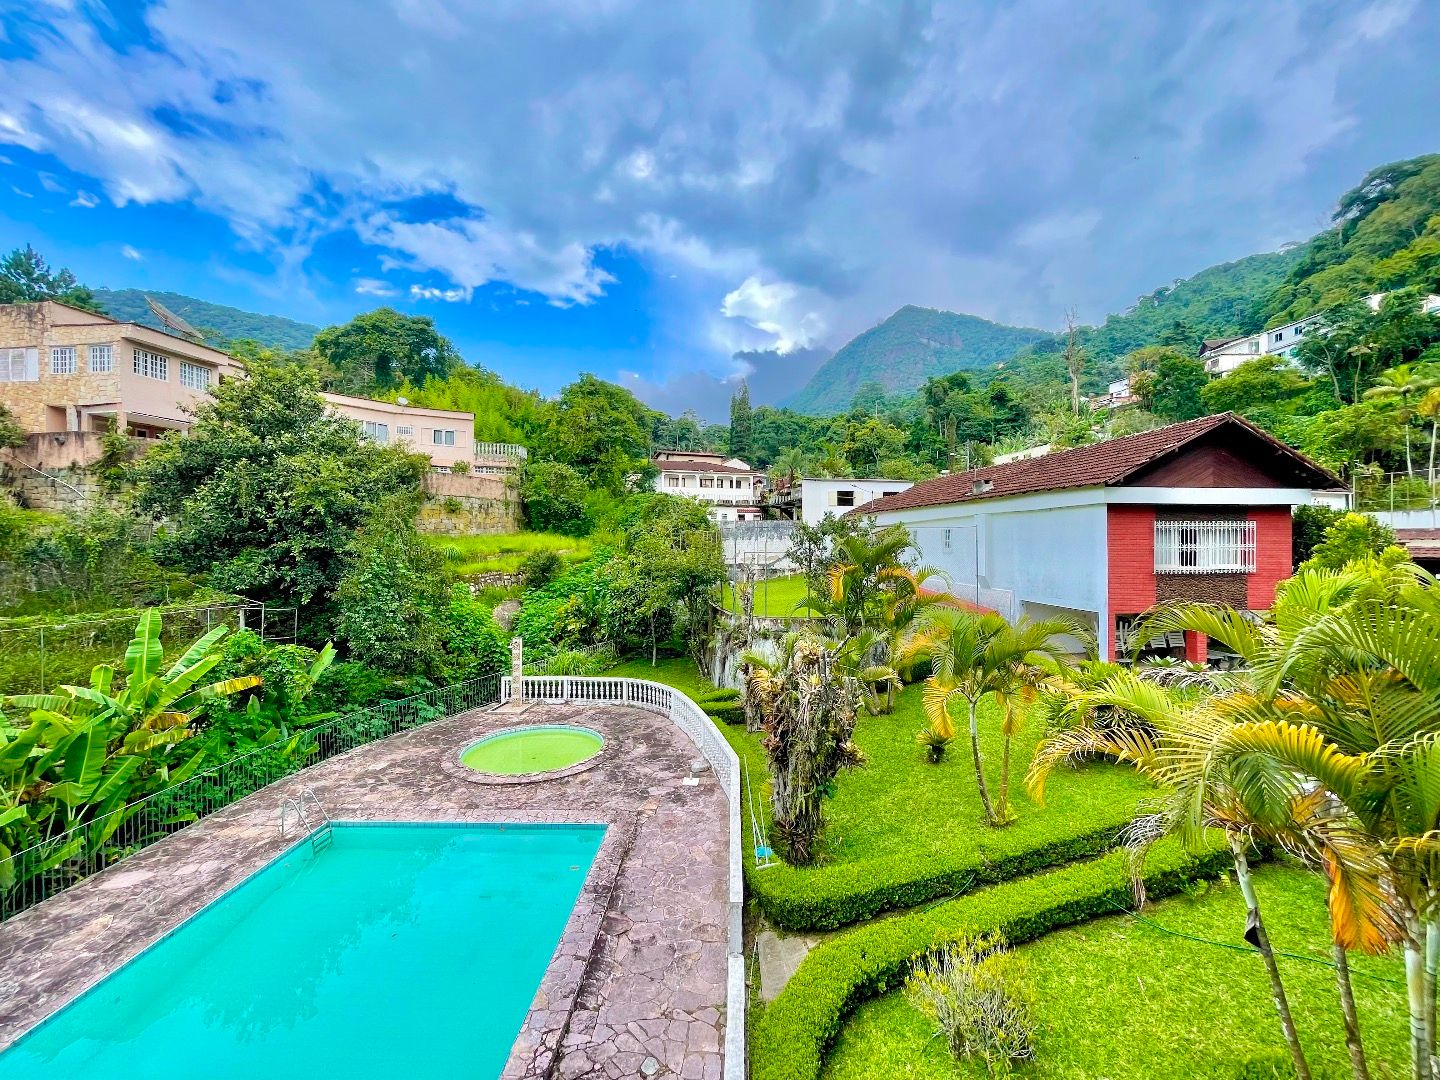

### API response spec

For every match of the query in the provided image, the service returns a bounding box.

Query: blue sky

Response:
[0,0,1436,420]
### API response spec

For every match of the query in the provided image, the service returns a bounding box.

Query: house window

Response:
[666,475,680,488]
[0,347,39,382]
[89,344,113,373]
[432,429,456,446]
[1293,325,1305,338]
[1247,339,1260,354]
[1271,331,1284,345]
[133,348,168,381]
[834,489,856,507]
[363,421,390,443]
[1154,520,1256,573]
[943,528,953,551]
[50,346,76,374]
[700,476,715,488]
[397,425,414,437]
[179,361,211,391]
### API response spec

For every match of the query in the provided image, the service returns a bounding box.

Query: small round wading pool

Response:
[460,724,604,777]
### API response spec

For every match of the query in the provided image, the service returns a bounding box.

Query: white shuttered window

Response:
[1154,520,1256,573]
[0,347,39,382]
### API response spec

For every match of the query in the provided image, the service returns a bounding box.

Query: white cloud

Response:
[121,244,142,260]
[38,172,65,193]
[354,277,397,296]
[720,276,827,353]
[409,283,467,302]
[69,189,98,208]
[10,185,31,198]
[0,0,1431,411]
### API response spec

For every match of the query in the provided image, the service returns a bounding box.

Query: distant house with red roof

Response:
[852,413,1344,663]
[652,450,762,522]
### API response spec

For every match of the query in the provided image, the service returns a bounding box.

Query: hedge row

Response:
[746,811,1139,930]
[750,839,1232,1080]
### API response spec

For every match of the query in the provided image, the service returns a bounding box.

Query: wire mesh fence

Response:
[0,671,501,922]
[0,601,296,696]
[1352,470,1440,513]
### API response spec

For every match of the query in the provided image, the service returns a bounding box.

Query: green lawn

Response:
[429,531,593,577]
[720,574,818,617]
[822,864,1409,1080]
[604,655,1154,929]
[603,656,721,701]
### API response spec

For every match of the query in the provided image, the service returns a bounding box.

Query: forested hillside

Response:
[93,288,320,351]
[784,306,1051,414]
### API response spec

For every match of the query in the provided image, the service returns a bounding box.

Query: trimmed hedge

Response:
[746,815,1136,930]
[750,839,1231,1080]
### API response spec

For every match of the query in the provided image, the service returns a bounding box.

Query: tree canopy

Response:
[0,244,104,312]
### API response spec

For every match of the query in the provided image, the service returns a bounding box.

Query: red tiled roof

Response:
[1397,529,1440,556]
[853,412,1340,514]
[654,460,755,475]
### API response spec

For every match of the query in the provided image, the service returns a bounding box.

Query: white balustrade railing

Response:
[473,441,528,460]
[500,674,746,1080]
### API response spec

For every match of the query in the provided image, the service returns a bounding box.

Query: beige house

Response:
[0,301,245,439]
[319,392,526,473]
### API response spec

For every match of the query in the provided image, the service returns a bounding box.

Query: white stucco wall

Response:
[798,478,913,525]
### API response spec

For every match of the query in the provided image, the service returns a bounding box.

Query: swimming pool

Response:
[0,822,604,1079]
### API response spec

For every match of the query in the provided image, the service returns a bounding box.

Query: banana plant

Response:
[0,610,260,889]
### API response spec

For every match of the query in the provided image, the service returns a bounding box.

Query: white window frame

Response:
[179,360,211,391]
[133,348,169,381]
[362,420,390,443]
[89,343,113,373]
[1154,520,1256,574]
[50,346,76,375]
[432,429,456,446]
[0,347,39,382]
[396,425,414,437]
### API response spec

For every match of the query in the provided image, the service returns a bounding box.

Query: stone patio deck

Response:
[0,702,731,1079]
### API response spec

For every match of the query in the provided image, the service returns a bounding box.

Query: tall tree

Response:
[311,308,462,392]
[0,245,104,312]
[543,374,656,493]
[729,380,755,462]
[1063,309,1087,415]
[1124,345,1210,421]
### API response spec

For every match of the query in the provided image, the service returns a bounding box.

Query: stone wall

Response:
[1,432,130,513]
[418,470,520,535]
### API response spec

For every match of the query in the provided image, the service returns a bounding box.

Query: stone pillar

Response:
[510,636,525,702]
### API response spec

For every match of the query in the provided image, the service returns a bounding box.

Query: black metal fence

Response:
[0,671,502,922]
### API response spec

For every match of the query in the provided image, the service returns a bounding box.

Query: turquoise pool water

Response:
[0,822,604,1079]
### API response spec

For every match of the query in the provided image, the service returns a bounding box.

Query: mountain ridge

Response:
[93,288,320,352]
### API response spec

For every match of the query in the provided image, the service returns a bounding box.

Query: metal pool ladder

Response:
[278,786,334,853]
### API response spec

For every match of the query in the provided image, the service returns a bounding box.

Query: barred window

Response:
[1154,520,1256,573]
[179,361,211,391]
[50,346,76,374]
[133,348,168,381]
[89,344,113,373]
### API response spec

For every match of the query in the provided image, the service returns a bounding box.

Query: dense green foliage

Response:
[429,531,593,579]
[751,839,1231,1080]
[521,460,592,534]
[824,866,1406,1080]
[0,245,103,312]
[131,362,427,625]
[92,288,319,351]
[787,306,1052,414]
[311,307,462,391]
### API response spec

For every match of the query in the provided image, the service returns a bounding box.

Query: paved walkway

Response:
[0,702,730,1079]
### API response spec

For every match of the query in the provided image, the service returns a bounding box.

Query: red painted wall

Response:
[1107,506,1156,659]
[1247,507,1293,609]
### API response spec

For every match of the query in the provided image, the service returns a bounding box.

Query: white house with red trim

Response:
[851,413,1343,663]
[652,450,762,522]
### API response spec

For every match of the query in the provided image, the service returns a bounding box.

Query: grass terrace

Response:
[431,531,594,579]
[822,864,1409,1079]
[605,657,1153,930]
[719,574,818,619]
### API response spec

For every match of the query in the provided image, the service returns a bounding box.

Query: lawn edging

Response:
[750,839,1231,1080]
[745,813,1137,930]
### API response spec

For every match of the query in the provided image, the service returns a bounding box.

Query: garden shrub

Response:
[750,839,1231,1080]
[513,553,615,650]
[433,584,508,682]
[747,814,1138,930]
[520,548,563,590]
[692,687,744,725]
[905,934,1035,1075]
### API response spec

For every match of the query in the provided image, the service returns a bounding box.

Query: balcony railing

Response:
[473,442,527,460]
[1154,519,1256,573]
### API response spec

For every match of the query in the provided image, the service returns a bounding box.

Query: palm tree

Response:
[910,608,1087,825]
[1040,566,1438,1080]
[822,524,917,634]
[1364,364,1437,478]
[1417,386,1440,502]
